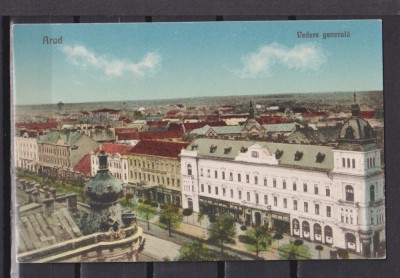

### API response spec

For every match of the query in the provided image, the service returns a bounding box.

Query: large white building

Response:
[180,103,385,257]
[15,131,39,172]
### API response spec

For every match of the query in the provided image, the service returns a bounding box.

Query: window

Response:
[373,157,376,167]
[283,180,286,189]
[254,176,258,185]
[326,187,330,197]
[230,172,233,181]
[230,189,234,198]
[215,170,218,179]
[352,159,355,168]
[347,158,350,168]
[215,187,219,195]
[283,198,287,208]
[247,192,250,201]
[342,158,345,167]
[208,185,211,194]
[370,185,375,202]
[264,178,267,186]
[314,184,319,195]
[201,184,204,192]
[326,206,331,217]
[315,204,320,215]
[274,197,278,206]
[207,169,210,178]
[264,195,268,204]
[222,171,225,180]
[187,164,192,176]
[238,190,242,199]
[341,214,344,222]
[273,178,277,187]
[345,185,354,202]
[223,188,226,196]
[304,202,308,213]
[255,193,259,204]
[238,174,241,182]
[303,183,308,193]
[251,151,259,158]
[293,182,297,191]
[200,168,203,176]
[246,174,250,183]
[293,200,298,210]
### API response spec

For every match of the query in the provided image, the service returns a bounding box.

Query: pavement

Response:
[141,233,181,261]
[138,210,364,260]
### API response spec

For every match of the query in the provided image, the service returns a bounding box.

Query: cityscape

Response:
[12,21,385,262]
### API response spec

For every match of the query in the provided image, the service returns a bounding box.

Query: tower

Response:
[332,93,384,257]
[82,150,124,234]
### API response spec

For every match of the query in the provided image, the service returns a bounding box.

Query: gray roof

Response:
[186,138,334,171]
[191,125,243,135]
[38,130,83,146]
[263,123,297,133]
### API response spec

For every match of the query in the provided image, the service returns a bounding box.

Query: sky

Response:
[12,20,383,105]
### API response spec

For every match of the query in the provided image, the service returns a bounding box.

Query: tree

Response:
[208,214,236,253]
[159,204,182,237]
[337,248,349,259]
[197,213,205,226]
[177,240,215,261]
[279,240,311,260]
[273,233,283,249]
[182,208,193,222]
[246,226,272,258]
[315,245,324,259]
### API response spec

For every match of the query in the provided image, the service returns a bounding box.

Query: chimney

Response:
[66,193,78,212]
[43,198,55,216]
[49,187,57,199]
[25,188,35,203]
[32,191,40,203]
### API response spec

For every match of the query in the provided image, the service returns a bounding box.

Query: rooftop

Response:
[129,140,189,158]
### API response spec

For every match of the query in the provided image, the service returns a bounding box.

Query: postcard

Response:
[11,20,385,262]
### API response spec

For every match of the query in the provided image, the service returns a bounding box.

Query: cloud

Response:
[235,42,327,78]
[60,44,161,78]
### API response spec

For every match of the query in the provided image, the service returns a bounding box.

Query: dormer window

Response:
[275,149,284,159]
[224,147,232,154]
[294,151,303,161]
[191,144,198,151]
[344,126,355,139]
[251,151,259,158]
[316,152,325,163]
[209,145,217,153]
[240,146,248,153]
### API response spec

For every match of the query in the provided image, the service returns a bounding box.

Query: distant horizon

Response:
[14,90,382,107]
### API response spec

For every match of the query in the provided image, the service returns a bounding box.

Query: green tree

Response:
[159,204,182,237]
[337,248,349,259]
[197,213,205,226]
[208,214,236,253]
[246,226,272,258]
[315,245,324,259]
[182,208,193,222]
[177,240,215,261]
[273,233,283,249]
[279,240,311,260]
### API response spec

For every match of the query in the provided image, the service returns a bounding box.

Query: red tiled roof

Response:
[117,131,183,141]
[16,122,58,130]
[94,143,133,155]
[360,111,375,119]
[73,154,91,176]
[257,116,293,124]
[115,127,139,134]
[129,140,189,158]
[183,121,227,132]
[146,121,169,126]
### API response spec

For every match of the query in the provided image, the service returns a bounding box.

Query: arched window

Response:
[302,221,310,232]
[347,158,350,168]
[342,158,346,167]
[370,185,375,202]
[352,159,355,168]
[345,185,354,202]
[292,219,300,229]
[187,164,192,176]
[314,223,322,236]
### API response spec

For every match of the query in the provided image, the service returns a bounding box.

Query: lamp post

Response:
[146,206,150,230]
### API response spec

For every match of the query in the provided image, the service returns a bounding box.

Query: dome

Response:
[339,117,374,141]
[84,151,123,206]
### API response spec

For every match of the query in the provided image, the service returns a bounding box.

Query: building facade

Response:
[127,140,189,206]
[15,132,39,172]
[180,104,385,257]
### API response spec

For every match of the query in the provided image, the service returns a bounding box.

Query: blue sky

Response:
[12,20,383,105]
